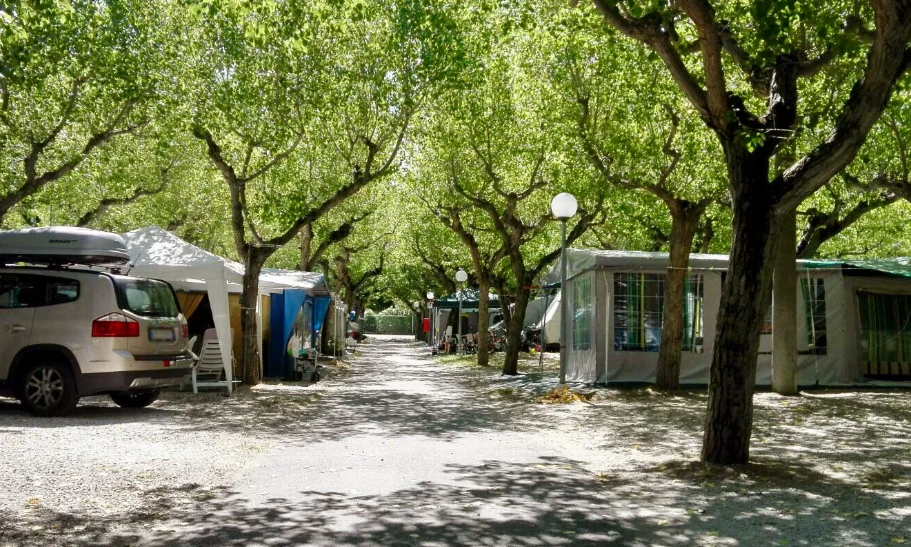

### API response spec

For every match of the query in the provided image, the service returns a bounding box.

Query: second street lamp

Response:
[551,192,577,384]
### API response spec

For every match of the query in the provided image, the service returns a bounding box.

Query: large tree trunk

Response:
[300,224,313,271]
[477,280,491,366]
[502,285,530,375]
[655,207,702,390]
[240,247,268,386]
[702,164,778,465]
[772,209,799,395]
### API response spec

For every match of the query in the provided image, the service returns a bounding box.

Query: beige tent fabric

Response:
[176,290,205,319]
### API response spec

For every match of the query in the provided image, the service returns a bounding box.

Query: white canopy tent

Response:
[122,226,245,392]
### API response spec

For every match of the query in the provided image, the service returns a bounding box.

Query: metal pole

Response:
[427,303,432,347]
[458,289,463,355]
[540,288,548,371]
[559,219,568,384]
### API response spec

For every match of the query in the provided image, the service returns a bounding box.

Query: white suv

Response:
[0,264,194,416]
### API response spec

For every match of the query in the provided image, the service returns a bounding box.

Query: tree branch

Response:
[240,130,305,183]
[591,0,712,124]
[76,167,171,227]
[0,98,141,222]
[775,2,911,212]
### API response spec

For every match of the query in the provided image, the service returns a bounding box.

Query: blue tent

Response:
[261,269,332,378]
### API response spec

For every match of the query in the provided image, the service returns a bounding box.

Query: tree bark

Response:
[702,159,777,465]
[772,208,798,395]
[655,204,703,390]
[502,285,530,375]
[477,280,491,366]
[300,225,313,271]
[240,247,268,386]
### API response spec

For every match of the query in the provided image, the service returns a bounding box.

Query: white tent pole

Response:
[205,269,233,394]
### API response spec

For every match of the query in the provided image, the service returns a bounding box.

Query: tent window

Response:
[858,291,911,376]
[614,273,663,351]
[800,277,827,353]
[613,273,703,352]
[572,277,593,351]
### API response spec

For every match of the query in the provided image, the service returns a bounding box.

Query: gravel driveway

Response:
[1,336,910,546]
[0,377,329,546]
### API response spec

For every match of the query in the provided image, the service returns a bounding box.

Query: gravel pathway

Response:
[1,335,910,546]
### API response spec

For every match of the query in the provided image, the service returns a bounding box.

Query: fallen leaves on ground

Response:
[540,386,595,404]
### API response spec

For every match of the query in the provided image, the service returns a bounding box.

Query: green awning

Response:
[434,289,501,310]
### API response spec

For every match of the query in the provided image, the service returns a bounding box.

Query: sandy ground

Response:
[1,335,909,546]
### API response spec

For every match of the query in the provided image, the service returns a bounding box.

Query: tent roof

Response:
[548,248,911,282]
[435,289,500,309]
[546,248,729,282]
[124,227,329,295]
[260,268,330,295]
[804,257,911,278]
[123,226,244,283]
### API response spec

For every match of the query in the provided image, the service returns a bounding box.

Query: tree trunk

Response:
[772,208,799,395]
[502,285,530,375]
[300,224,313,271]
[701,176,778,465]
[655,207,702,390]
[477,280,491,367]
[240,248,268,386]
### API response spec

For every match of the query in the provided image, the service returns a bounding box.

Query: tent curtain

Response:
[176,290,205,319]
[312,296,331,334]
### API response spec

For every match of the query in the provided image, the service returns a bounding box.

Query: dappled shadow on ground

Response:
[6,454,910,547]
[3,336,911,546]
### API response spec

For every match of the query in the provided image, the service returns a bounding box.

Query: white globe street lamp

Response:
[550,192,578,220]
[455,269,468,354]
[551,192,577,384]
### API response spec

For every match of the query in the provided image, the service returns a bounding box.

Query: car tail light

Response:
[92,313,140,338]
[181,321,189,339]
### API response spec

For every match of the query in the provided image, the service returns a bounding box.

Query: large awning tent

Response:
[546,248,911,386]
[263,268,332,378]
[123,226,242,391]
[123,226,333,387]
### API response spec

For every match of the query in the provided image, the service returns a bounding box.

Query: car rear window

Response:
[115,278,179,318]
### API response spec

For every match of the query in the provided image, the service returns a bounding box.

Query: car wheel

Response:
[110,389,160,409]
[19,361,79,417]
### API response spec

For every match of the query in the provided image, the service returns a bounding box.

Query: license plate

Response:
[148,328,176,342]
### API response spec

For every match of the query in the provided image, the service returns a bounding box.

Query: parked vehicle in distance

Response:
[0,227,194,416]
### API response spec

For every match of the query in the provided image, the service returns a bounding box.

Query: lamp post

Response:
[551,192,577,384]
[426,291,435,350]
[455,268,468,354]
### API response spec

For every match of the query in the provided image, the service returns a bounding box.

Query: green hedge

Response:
[364,315,414,334]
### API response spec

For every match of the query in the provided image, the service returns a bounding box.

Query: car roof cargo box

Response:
[0,227,130,267]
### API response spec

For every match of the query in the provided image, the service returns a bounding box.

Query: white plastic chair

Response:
[191,328,232,394]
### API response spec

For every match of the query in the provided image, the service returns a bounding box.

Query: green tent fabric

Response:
[804,258,911,278]
[434,289,501,310]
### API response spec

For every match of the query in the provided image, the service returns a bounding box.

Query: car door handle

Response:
[8,324,26,333]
